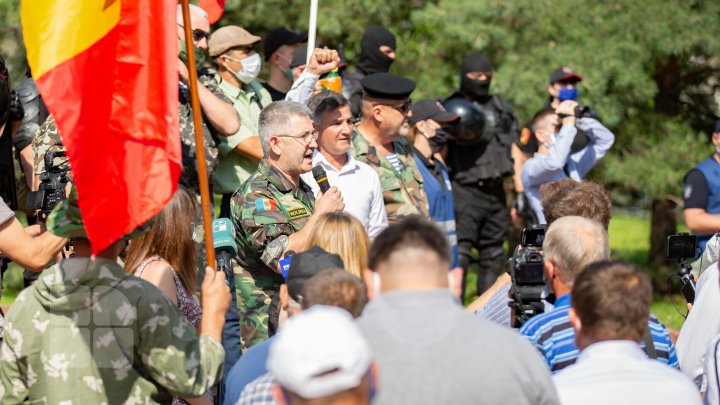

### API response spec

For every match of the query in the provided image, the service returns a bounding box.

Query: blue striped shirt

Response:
[386,153,402,172]
[519,293,679,373]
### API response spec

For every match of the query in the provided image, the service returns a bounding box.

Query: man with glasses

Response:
[208,25,272,218]
[352,72,429,223]
[443,52,520,297]
[231,101,345,349]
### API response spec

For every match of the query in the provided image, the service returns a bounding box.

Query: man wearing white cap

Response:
[239,305,375,405]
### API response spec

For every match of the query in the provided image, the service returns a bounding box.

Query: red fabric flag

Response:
[198,0,225,24]
[22,0,181,254]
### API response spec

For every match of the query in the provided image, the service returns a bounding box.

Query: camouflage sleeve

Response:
[231,189,293,272]
[31,115,71,181]
[199,73,232,105]
[137,290,225,398]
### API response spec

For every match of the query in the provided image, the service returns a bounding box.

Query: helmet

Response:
[442,97,486,143]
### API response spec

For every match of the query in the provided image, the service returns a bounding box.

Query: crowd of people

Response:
[0,3,719,404]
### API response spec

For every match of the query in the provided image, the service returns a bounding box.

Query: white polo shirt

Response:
[301,151,388,238]
[553,340,700,405]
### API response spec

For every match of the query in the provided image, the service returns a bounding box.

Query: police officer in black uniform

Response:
[444,52,519,296]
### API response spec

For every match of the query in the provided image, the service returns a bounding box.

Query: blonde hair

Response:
[306,212,370,277]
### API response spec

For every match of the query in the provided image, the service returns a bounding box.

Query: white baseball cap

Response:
[267,305,373,399]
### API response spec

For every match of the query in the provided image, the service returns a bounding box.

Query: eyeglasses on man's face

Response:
[275,130,320,145]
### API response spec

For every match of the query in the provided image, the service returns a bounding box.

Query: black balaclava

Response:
[356,24,396,75]
[460,52,493,102]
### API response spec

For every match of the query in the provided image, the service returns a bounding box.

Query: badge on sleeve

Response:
[255,199,277,211]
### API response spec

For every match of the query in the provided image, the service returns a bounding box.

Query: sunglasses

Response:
[381,99,412,114]
[177,24,209,42]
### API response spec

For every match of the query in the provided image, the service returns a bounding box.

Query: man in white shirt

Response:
[301,91,388,238]
[677,262,720,389]
[553,261,700,405]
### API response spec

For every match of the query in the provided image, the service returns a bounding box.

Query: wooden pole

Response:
[180,0,216,268]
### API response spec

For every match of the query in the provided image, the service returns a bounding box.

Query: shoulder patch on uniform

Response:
[684,185,693,200]
[287,207,309,219]
[255,199,277,211]
[520,127,531,145]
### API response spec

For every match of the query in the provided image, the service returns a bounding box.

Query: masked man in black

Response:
[443,53,519,297]
[342,25,397,120]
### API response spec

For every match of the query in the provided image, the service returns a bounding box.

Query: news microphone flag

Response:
[22,0,181,254]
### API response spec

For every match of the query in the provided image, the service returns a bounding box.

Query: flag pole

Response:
[306,0,318,63]
[180,0,216,268]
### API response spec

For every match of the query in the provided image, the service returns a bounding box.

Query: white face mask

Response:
[224,53,261,84]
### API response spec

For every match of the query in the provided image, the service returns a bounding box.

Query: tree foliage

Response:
[3,0,719,199]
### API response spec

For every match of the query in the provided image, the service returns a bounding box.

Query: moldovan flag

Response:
[198,0,225,24]
[22,0,181,254]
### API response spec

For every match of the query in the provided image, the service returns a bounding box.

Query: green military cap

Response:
[47,187,154,240]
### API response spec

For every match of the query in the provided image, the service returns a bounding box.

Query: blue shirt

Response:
[521,118,615,223]
[223,337,273,405]
[519,293,679,373]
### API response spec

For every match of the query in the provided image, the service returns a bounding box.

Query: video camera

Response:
[508,226,547,328]
[666,233,697,304]
[27,148,70,222]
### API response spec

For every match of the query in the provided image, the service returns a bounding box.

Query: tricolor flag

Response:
[198,0,225,24]
[22,0,181,254]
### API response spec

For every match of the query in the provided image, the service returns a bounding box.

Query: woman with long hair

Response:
[305,212,369,277]
[124,186,209,405]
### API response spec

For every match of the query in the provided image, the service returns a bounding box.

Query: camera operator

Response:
[470,179,611,325]
[519,216,677,373]
[0,57,67,273]
[521,100,614,224]
[683,120,720,257]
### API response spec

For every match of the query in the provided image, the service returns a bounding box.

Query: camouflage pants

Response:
[234,263,283,351]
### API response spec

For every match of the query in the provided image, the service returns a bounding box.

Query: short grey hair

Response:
[258,101,313,156]
[543,216,609,286]
[307,91,349,124]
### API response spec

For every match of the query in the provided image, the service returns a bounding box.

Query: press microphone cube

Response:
[212,218,237,257]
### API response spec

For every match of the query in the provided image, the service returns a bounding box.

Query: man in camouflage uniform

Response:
[0,188,231,403]
[352,72,429,222]
[230,101,344,349]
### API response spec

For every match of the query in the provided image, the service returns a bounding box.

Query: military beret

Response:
[360,72,415,100]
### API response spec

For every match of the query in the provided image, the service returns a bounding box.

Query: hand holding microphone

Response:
[311,165,344,214]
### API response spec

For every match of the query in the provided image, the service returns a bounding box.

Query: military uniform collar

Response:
[258,159,308,195]
[217,76,261,102]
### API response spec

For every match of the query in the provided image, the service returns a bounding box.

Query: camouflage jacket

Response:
[32,115,70,181]
[351,131,429,223]
[0,257,225,404]
[230,159,315,278]
[179,69,235,194]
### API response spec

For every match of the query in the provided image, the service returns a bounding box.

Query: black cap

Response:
[409,99,460,125]
[461,53,493,74]
[290,43,310,69]
[287,246,345,302]
[549,67,582,84]
[361,72,415,100]
[264,27,308,61]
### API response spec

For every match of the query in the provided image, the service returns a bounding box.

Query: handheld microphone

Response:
[312,165,331,193]
[212,218,238,280]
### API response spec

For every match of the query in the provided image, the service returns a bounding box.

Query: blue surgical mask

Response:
[558,87,578,101]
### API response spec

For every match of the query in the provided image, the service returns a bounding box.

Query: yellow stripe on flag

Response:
[22,0,121,78]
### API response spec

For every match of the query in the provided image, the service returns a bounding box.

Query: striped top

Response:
[519,293,679,373]
[386,153,402,172]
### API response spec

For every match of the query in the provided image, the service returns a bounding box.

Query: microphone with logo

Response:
[212,218,237,284]
[312,165,331,193]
